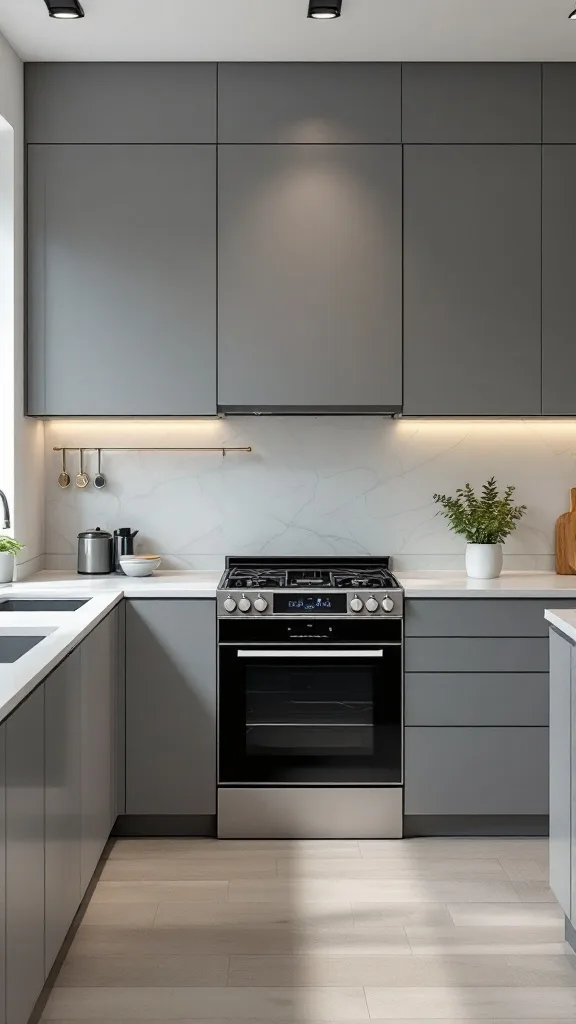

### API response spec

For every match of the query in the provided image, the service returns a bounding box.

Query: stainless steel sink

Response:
[0,599,88,612]
[0,635,46,663]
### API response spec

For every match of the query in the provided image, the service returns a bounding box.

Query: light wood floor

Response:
[41,836,576,1022]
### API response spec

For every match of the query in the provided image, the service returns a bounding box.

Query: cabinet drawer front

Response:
[405,727,549,816]
[405,599,576,638]
[405,637,549,674]
[405,673,549,727]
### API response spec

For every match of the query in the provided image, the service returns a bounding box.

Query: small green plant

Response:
[433,477,527,545]
[0,537,24,556]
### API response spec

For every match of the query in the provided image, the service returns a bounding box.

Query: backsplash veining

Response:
[44,417,576,572]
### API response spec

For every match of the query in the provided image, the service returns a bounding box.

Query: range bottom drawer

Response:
[405,673,549,726]
[405,727,549,815]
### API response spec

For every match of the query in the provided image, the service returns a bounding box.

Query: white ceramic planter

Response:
[465,543,503,580]
[0,552,14,584]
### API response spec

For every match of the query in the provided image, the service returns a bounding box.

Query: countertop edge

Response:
[545,609,576,645]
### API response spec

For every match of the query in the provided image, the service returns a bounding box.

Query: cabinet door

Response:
[542,146,576,414]
[6,687,45,1024]
[45,649,82,974]
[403,145,541,415]
[126,600,216,816]
[543,64,576,143]
[80,612,116,893]
[405,727,549,816]
[218,63,400,143]
[402,63,541,143]
[0,725,5,1024]
[28,144,216,416]
[218,145,402,411]
[25,63,216,144]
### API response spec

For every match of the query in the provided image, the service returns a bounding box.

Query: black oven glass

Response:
[219,644,402,785]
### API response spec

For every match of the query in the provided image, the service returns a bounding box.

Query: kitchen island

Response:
[546,607,576,953]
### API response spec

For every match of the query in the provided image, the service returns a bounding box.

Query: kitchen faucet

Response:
[0,490,10,530]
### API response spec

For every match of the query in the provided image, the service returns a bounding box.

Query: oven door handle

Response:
[236,649,384,658]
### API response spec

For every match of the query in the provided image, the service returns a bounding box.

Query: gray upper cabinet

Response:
[218,63,401,143]
[543,64,576,142]
[402,63,542,143]
[403,145,542,416]
[80,612,117,894]
[218,144,402,411]
[45,650,82,975]
[25,63,216,143]
[126,599,216,816]
[28,144,216,416]
[542,145,576,415]
[6,687,45,1024]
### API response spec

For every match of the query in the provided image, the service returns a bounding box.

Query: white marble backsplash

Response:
[43,417,576,572]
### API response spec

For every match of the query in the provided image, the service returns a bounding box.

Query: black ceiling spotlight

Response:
[308,0,342,19]
[570,7,576,17]
[44,0,84,18]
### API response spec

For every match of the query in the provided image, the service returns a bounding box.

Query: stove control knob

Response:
[365,596,379,613]
[223,596,237,613]
[350,595,363,613]
[382,595,395,613]
[254,594,268,613]
[238,594,251,613]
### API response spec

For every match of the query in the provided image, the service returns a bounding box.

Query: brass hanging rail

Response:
[53,445,252,458]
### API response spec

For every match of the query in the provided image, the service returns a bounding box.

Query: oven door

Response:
[218,643,402,785]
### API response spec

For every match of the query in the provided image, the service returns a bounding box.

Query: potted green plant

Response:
[433,477,527,579]
[0,537,24,585]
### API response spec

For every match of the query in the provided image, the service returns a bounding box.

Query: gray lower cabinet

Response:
[542,145,576,414]
[45,649,82,974]
[405,673,549,727]
[0,725,5,1024]
[405,637,549,674]
[6,686,45,1024]
[218,144,402,411]
[126,600,216,816]
[80,612,117,893]
[549,628,573,917]
[405,727,549,816]
[403,144,542,415]
[27,144,216,416]
[405,598,576,638]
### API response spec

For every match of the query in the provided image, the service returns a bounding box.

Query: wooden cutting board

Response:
[555,488,576,574]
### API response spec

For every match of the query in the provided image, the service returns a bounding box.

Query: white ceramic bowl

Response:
[119,556,162,576]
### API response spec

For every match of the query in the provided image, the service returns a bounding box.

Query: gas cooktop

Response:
[217,557,403,618]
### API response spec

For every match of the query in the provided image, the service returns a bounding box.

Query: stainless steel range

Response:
[217,557,403,839]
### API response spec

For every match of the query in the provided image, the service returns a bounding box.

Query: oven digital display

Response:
[273,593,347,614]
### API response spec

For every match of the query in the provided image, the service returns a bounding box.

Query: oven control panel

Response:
[217,589,403,618]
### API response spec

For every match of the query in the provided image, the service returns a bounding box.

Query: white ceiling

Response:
[0,0,575,63]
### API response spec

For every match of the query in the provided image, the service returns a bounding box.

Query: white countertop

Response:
[397,570,576,598]
[545,609,576,644]
[2,567,576,728]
